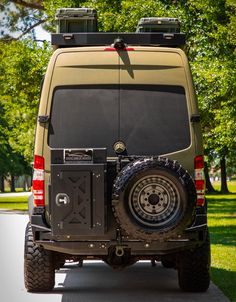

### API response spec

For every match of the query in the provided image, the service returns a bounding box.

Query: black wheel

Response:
[178,231,211,292]
[24,222,55,292]
[112,157,196,240]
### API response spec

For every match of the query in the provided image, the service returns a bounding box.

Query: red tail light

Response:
[33,155,45,207]
[194,155,205,206]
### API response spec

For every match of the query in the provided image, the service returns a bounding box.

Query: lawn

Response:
[212,180,236,193]
[0,195,28,211]
[207,181,236,302]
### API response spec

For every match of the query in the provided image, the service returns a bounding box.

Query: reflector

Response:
[194,155,205,206]
[33,155,45,206]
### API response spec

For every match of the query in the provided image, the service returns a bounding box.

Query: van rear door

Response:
[47,49,120,158]
[119,48,191,156]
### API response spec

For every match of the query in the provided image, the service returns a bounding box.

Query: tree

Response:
[0,40,51,161]
[192,55,236,193]
[0,0,235,192]
[0,0,87,40]
[0,105,9,192]
[0,39,51,190]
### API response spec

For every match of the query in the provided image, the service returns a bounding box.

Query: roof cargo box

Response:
[136,17,180,33]
[56,8,97,33]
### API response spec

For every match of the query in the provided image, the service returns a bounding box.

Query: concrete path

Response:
[0,213,230,302]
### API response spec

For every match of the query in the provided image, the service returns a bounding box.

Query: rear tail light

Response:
[194,155,205,206]
[32,155,45,207]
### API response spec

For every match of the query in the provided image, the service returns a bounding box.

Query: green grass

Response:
[208,192,236,301]
[3,187,25,193]
[0,202,28,211]
[0,195,28,211]
[212,180,236,193]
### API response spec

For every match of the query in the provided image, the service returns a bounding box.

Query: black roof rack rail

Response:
[51,32,185,48]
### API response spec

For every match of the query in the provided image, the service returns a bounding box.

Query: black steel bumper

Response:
[30,209,207,256]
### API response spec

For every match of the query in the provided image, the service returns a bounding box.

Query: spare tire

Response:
[112,157,196,241]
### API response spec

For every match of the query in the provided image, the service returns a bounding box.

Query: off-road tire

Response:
[178,230,210,292]
[112,157,196,241]
[24,222,55,292]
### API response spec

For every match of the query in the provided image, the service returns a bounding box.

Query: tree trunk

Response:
[204,162,216,194]
[220,156,229,194]
[23,175,27,191]
[10,175,16,192]
[0,176,4,192]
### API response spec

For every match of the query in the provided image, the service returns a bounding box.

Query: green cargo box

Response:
[136,17,180,33]
[56,8,97,33]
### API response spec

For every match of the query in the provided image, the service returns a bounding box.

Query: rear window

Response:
[49,85,190,156]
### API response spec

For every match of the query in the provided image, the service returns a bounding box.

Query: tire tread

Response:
[24,222,55,292]
[178,231,211,292]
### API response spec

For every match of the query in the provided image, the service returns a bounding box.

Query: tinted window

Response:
[120,85,190,155]
[49,86,119,155]
[49,85,190,156]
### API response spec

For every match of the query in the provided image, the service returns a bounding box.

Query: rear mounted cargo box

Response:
[50,149,107,238]
[56,8,97,33]
[136,17,180,33]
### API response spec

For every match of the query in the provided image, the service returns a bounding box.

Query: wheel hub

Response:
[128,175,181,228]
[148,194,160,205]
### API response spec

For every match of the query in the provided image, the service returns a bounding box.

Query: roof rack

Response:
[51,32,186,48]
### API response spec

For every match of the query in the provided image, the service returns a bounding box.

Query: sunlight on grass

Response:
[0,196,28,202]
[0,195,28,210]
[0,203,28,211]
[212,181,236,193]
[208,192,236,302]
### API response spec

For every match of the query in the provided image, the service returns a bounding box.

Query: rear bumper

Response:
[31,209,207,256]
[38,237,203,256]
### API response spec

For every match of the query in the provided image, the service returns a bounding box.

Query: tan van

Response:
[24,11,210,293]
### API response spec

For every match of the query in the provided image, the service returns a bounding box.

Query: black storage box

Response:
[136,17,180,33]
[56,8,97,33]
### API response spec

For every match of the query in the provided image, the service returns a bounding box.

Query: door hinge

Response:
[191,114,201,123]
[38,115,50,123]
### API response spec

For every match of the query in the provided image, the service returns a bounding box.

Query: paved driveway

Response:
[0,213,230,302]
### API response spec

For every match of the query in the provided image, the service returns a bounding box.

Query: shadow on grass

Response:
[211,267,236,302]
[207,196,236,247]
[207,197,236,215]
[209,225,236,246]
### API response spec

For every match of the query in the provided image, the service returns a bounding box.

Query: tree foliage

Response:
[0,39,51,184]
[0,0,235,191]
